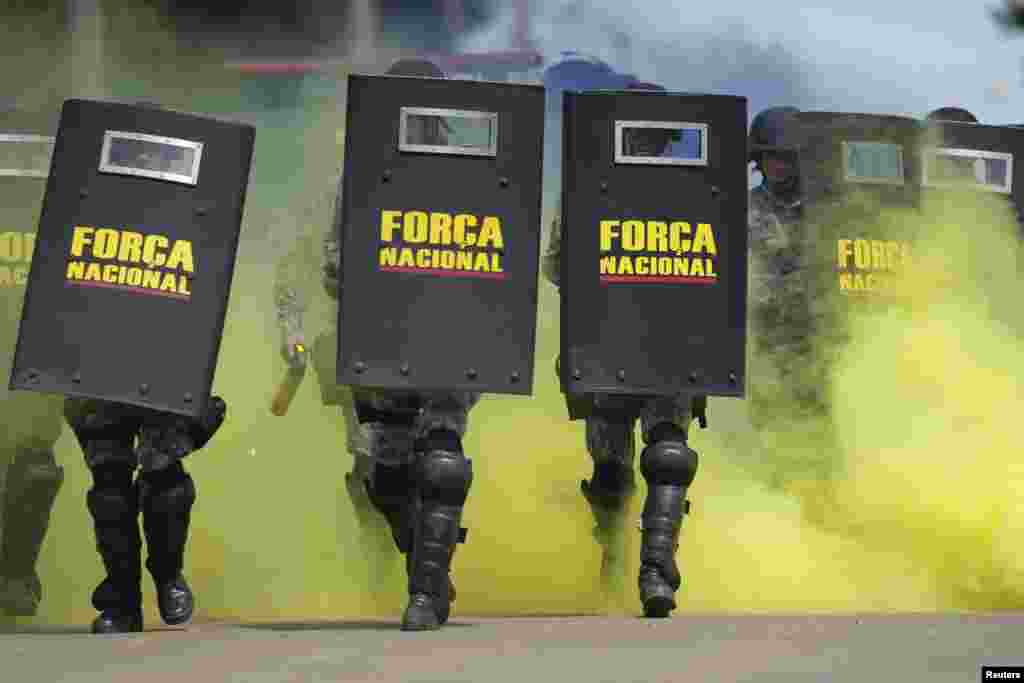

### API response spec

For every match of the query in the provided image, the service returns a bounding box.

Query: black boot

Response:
[139,466,195,626]
[402,531,464,626]
[0,450,64,616]
[637,431,698,619]
[402,432,472,631]
[87,481,143,634]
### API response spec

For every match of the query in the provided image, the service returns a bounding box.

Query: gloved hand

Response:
[281,330,309,372]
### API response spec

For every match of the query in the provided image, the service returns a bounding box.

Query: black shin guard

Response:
[139,463,194,582]
[87,464,142,613]
[403,430,472,631]
[638,425,698,617]
[139,463,195,625]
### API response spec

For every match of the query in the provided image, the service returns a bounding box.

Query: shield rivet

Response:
[195,206,207,216]
[183,392,193,403]
[600,181,609,193]
[711,186,720,195]
[26,369,39,383]
[688,373,698,384]
[354,361,366,374]
[79,189,89,198]
[400,363,410,376]
[382,171,391,183]
[510,371,520,383]
[466,368,477,380]
[572,369,582,380]
[499,177,509,187]
[617,370,626,381]
[728,372,737,384]
[71,372,81,384]
[139,384,150,395]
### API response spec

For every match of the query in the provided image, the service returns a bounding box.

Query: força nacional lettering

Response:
[64,226,194,299]
[377,209,505,279]
[836,238,911,294]
[599,219,719,284]
[0,231,34,288]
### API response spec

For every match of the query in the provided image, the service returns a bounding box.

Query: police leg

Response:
[581,407,637,551]
[361,421,418,554]
[136,397,225,627]
[637,397,699,618]
[401,392,476,631]
[0,447,64,616]
[66,399,144,633]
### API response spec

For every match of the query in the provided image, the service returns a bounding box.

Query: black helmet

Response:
[926,107,978,123]
[386,59,445,78]
[749,106,802,161]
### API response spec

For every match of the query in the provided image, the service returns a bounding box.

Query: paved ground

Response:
[1,614,1020,682]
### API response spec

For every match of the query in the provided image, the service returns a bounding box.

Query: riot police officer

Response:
[64,397,225,633]
[0,111,65,617]
[544,80,703,619]
[26,100,247,635]
[745,107,828,460]
[272,58,476,631]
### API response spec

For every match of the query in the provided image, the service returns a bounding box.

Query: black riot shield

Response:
[1,110,55,389]
[796,112,922,308]
[9,99,255,417]
[559,90,748,401]
[336,75,544,395]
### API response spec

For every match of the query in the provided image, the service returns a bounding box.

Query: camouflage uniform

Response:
[746,184,822,421]
[746,136,837,496]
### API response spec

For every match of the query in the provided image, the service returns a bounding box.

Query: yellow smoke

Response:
[682,167,1024,614]
[822,188,1024,610]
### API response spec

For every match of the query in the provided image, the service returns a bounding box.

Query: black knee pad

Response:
[87,485,138,522]
[139,465,195,513]
[592,461,634,493]
[640,439,698,488]
[416,433,473,507]
[67,403,136,468]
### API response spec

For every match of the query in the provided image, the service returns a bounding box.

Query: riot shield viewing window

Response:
[398,106,497,157]
[842,140,904,185]
[99,131,204,186]
[614,120,707,165]
[922,147,1013,194]
[0,134,54,178]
